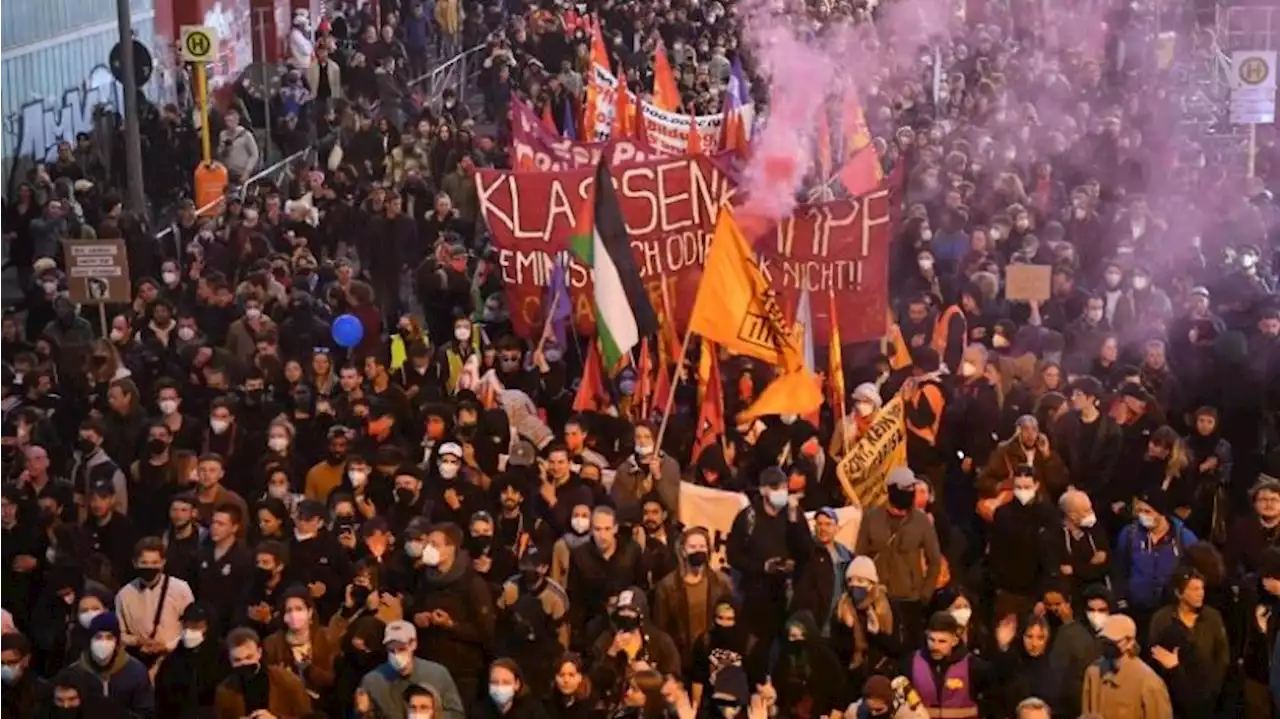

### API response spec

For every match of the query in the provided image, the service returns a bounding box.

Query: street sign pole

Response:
[115,0,147,215]
[255,8,274,165]
[183,26,228,215]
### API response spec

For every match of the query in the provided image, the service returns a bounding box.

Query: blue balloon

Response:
[331,314,364,348]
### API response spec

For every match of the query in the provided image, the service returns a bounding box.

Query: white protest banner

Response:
[677,482,861,570]
[587,65,754,155]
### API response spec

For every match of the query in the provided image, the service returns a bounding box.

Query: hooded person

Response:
[771,610,848,717]
[829,383,885,458]
[66,612,154,717]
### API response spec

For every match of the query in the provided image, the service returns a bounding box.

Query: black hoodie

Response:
[154,633,230,718]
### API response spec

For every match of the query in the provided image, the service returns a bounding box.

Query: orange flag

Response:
[693,340,724,461]
[720,107,748,158]
[573,341,608,412]
[590,17,610,70]
[612,66,635,139]
[686,108,703,155]
[542,102,557,133]
[652,39,681,112]
[636,338,654,420]
[828,289,847,421]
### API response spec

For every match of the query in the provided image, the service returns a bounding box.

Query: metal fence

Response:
[153,43,486,255]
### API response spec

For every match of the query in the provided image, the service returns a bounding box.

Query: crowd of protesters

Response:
[4,0,1280,717]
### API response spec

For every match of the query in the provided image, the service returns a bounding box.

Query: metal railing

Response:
[154,43,486,255]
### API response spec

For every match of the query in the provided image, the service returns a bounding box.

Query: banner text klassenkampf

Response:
[476,154,891,345]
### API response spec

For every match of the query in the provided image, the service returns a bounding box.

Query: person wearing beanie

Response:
[847,673,933,719]
[154,601,229,717]
[67,611,154,717]
[1113,492,1197,638]
[1081,613,1173,718]
[855,467,942,643]
[905,610,1016,719]
[727,465,814,641]
[831,554,900,693]
[829,382,885,458]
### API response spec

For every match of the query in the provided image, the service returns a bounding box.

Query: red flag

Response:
[652,39,681,112]
[573,342,608,412]
[720,106,748,158]
[835,87,882,197]
[686,107,703,155]
[693,340,724,462]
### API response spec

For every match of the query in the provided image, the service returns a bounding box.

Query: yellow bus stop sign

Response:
[180,26,219,63]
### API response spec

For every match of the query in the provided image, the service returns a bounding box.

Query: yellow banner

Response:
[835,395,908,507]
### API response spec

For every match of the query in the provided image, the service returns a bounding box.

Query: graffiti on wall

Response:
[7,65,122,163]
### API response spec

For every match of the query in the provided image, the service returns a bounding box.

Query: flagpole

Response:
[534,290,562,356]
[655,322,696,453]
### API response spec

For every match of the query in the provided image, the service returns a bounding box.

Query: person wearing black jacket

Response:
[153,602,229,719]
[770,610,848,717]
[726,468,814,641]
[1149,619,1215,717]
[161,494,205,584]
[238,540,292,638]
[1043,489,1111,606]
[1,632,50,718]
[194,503,255,633]
[566,506,644,644]
[987,468,1056,620]
[2,487,45,627]
[290,499,353,621]
[1052,377,1123,497]
[408,521,496,704]
[416,241,472,347]
[83,482,135,586]
[388,467,430,536]
[425,443,492,526]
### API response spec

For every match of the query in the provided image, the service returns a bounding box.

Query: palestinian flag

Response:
[571,161,658,369]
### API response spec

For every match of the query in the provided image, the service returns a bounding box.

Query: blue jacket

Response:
[1113,519,1197,610]
[403,15,431,50]
[69,647,155,718]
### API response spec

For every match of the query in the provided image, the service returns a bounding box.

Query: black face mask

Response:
[135,567,160,584]
[147,438,168,456]
[328,451,347,465]
[351,584,371,607]
[234,662,261,681]
[613,613,641,631]
[466,535,493,556]
[786,637,806,654]
[686,551,709,569]
[395,487,415,506]
[520,569,542,589]
[887,486,914,510]
[75,438,96,455]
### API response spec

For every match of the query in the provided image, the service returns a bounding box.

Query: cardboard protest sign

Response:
[1004,264,1053,302]
[476,155,891,345]
[835,395,908,507]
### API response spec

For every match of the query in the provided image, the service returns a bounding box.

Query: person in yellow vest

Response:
[439,317,479,393]
[903,347,948,491]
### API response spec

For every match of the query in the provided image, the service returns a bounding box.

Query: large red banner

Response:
[509,97,661,171]
[476,155,891,345]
